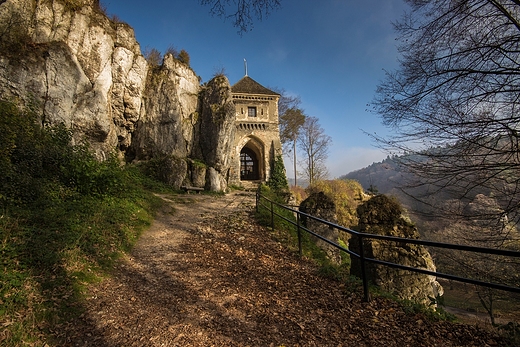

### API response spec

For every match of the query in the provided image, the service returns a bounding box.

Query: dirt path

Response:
[57,191,505,347]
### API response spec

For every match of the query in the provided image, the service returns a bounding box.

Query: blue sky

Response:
[104,0,408,178]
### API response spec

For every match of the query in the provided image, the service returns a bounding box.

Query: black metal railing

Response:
[256,192,520,302]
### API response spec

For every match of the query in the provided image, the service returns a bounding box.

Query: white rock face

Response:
[0,0,235,191]
[0,0,153,156]
[130,54,200,160]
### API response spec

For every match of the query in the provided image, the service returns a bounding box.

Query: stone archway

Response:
[240,147,259,180]
[238,137,265,182]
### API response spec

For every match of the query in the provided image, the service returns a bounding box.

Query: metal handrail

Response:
[256,192,520,302]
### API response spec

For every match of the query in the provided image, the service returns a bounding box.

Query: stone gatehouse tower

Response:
[229,75,283,187]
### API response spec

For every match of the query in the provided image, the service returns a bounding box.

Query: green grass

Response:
[0,101,178,345]
[0,167,169,346]
[255,184,351,281]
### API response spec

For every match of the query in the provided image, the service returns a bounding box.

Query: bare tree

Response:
[276,88,301,117]
[165,45,179,58]
[178,49,190,66]
[372,0,520,232]
[0,1,31,53]
[273,88,302,152]
[272,88,305,186]
[298,116,331,186]
[280,108,306,187]
[199,0,281,33]
[144,47,162,67]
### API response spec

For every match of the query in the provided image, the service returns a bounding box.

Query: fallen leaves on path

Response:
[55,192,506,346]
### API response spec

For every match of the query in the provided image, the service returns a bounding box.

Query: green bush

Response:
[0,99,166,345]
[256,184,293,227]
[0,100,126,210]
[267,154,289,195]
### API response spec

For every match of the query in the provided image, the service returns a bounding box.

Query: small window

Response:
[248,107,257,117]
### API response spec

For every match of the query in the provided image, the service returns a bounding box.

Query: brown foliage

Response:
[307,179,365,228]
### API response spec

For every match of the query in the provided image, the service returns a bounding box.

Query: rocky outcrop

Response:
[129,55,199,161]
[350,195,443,306]
[0,0,147,156]
[198,75,236,192]
[0,0,234,191]
[299,192,341,264]
[463,193,507,228]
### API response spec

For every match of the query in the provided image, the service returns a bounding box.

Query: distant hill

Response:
[340,156,411,196]
[339,157,440,242]
[288,177,309,188]
[340,150,517,242]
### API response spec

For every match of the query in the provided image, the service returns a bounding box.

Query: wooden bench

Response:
[181,186,204,194]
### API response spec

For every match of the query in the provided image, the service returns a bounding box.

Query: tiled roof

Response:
[231,76,279,96]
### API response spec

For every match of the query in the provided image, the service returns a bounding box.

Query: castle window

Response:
[248,107,257,117]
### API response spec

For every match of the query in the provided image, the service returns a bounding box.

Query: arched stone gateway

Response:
[239,136,265,181]
[240,147,259,180]
[229,75,283,187]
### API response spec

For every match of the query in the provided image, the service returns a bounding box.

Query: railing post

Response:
[359,234,371,302]
[297,213,302,256]
[270,200,275,231]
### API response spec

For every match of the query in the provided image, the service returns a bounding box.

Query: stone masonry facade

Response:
[229,75,283,186]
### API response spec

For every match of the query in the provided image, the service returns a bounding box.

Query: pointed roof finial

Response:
[244,58,248,76]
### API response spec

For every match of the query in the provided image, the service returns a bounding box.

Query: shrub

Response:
[144,47,162,67]
[307,179,365,228]
[290,185,307,204]
[267,154,289,196]
[165,44,179,58]
[178,49,190,66]
[63,0,85,12]
[0,99,167,345]
[0,4,32,56]
[0,100,127,209]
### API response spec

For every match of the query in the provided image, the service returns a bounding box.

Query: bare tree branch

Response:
[373,0,520,231]
[298,116,331,185]
[199,0,281,33]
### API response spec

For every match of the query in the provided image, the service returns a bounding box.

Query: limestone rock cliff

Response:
[198,75,236,191]
[0,0,233,190]
[0,0,147,156]
[350,195,443,306]
[129,54,199,161]
[299,192,341,264]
